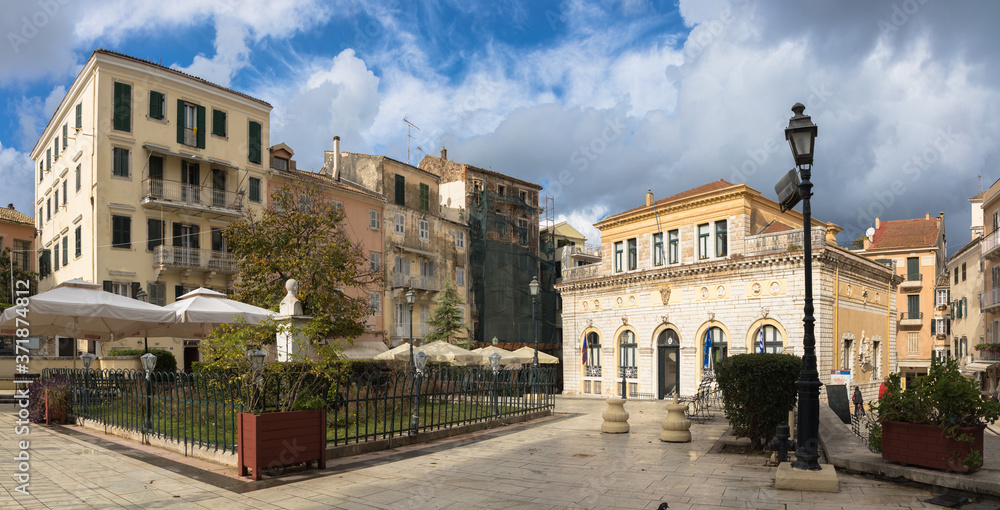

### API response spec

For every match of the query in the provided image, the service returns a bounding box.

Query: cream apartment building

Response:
[30,50,271,368]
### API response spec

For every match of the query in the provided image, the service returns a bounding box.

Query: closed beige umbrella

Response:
[512,346,560,364]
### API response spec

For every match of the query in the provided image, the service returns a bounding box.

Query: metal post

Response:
[621,373,627,399]
[409,371,421,436]
[532,294,539,395]
[791,163,821,470]
[145,372,153,436]
[409,302,414,370]
[493,368,499,419]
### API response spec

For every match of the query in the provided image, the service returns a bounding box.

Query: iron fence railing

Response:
[851,408,881,453]
[43,365,555,454]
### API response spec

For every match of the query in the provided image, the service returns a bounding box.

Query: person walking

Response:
[852,385,865,417]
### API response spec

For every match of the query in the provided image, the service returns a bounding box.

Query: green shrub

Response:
[105,348,178,373]
[715,353,801,450]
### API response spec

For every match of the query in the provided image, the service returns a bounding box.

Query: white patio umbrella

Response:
[512,346,560,364]
[374,342,417,361]
[118,288,276,339]
[0,279,176,342]
[471,346,532,366]
[417,341,479,365]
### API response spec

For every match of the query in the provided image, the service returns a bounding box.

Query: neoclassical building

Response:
[557,181,900,400]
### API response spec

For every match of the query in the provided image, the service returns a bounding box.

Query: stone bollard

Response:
[660,392,691,442]
[602,398,629,433]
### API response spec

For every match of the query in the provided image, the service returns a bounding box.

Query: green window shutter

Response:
[54,138,58,157]
[177,99,186,143]
[62,125,67,148]
[149,91,163,119]
[248,121,261,163]
[113,82,131,132]
[196,105,206,148]
[46,148,51,171]
[103,280,113,292]
[420,183,429,211]
[213,110,226,137]
[395,174,405,205]
[75,103,82,129]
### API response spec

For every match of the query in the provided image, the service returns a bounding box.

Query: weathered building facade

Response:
[557,181,899,400]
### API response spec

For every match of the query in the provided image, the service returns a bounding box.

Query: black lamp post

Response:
[135,287,149,353]
[410,351,428,436]
[489,352,501,419]
[776,102,821,470]
[140,352,157,437]
[406,288,416,370]
[528,276,540,395]
[80,352,96,417]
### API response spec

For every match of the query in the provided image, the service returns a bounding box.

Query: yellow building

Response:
[557,181,899,400]
[858,213,947,384]
[29,50,271,369]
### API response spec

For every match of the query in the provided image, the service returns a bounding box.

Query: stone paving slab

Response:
[2,399,1000,509]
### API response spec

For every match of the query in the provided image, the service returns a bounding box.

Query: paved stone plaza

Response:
[1,398,996,509]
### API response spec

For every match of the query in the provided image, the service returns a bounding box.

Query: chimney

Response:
[925,212,930,220]
[440,146,447,161]
[332,136,341,180]
[938,211,944,227]
[646,189,654,207]
[7,203,13,209]
[875,217,880,230]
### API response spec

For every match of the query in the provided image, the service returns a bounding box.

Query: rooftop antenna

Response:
[972,174,983,195]
[404,119,420,165]
[416,146,424,162]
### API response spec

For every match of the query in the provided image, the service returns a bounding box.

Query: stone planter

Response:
[660,397,691,442]
[238,409,327,480]
[881,421,985,473]
[601,398,629,433]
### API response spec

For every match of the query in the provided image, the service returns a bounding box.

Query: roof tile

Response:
[867,218,941,250]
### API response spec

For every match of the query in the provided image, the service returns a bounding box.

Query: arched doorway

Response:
[657,329,680,399]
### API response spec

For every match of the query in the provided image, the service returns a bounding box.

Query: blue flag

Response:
[703,329,712,368]
[582,336,588,365]
[758,326,766,353]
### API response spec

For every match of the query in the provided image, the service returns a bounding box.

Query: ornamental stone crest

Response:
[857,330,873,373]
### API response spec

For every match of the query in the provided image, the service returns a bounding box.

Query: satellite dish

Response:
[865,227,875,238]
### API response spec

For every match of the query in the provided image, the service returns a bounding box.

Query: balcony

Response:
[585,365,602,378]
[141,178,244,217]
[984,230,1000,259]
[899,272,923,291]
[393,323,431,339]
[899,311,924,328]
[153,246,236,273]
[981,288,1000,312]
[391,273,439,292]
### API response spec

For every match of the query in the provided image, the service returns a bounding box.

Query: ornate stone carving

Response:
[659,286,672,304]
[857,330,873,373]
[621,315,629,326]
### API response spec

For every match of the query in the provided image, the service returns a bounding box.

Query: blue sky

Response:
[2,0,999,249]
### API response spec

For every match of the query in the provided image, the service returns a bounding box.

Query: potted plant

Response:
[872,358,1000,472]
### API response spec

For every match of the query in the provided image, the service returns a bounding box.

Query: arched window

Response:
[702,326,727,371]
[658,329,679,347]
[585,332,601,377]
[619,330,637,378]
[753,324,783,353]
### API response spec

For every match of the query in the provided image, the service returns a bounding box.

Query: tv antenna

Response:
[404,119,420,165]
[972,174,983,195]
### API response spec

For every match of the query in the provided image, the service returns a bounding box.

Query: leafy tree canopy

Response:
[0,246,38,311]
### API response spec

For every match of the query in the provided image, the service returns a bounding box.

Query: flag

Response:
[758,326,766,353]
[582,336,588,365]
[703,329,712,368]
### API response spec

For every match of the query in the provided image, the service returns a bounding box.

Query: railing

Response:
[393,323,431,338]
[142,178,243,213]
[981,289,1000,311]
[618,366,638,378]
[42,366,555,453]
[983,229,1000,258]
[585,365,602,377]
[392,273,439,291]
[153,246,236,272]
[899,311,923,320]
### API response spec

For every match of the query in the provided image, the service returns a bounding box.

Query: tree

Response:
[425,280,468,346]
[223,186,382,343]
[0,246,38,311]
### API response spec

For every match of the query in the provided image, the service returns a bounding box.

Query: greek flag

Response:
[758,327,766,353]
[703,329,712,368]
[582,336,588,365]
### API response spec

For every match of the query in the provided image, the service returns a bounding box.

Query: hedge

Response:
[715,353,801,450]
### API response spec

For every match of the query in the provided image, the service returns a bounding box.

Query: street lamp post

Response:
[406,289,416,370]
[135,287,149,353]
[529,277,540,395]
[410,351,428,436]
[140,352,157,438]
[777,102,821,470]
[80,352,96,417]
[489,352,501,419]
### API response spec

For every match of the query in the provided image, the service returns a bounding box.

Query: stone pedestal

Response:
[660,394,691,442]
[775,463,839,492]
[602,398,629,433]
[276,315,312,362]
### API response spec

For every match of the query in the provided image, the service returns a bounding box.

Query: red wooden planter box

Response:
[237,410,327,480]
[45,388,66,425]
[881,421,985,473]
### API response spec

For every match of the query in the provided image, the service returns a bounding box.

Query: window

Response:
[585,332,601,372]
[716,220,727,257]
[38,207,42,226]
[149,91,164,120]
[755,324,783,354]
[456,230,465,249]
[113,81,131,132]
[394,213,405,235]
[248,120,262,163]
[53,242,59,271]
[419,219,429,241]
[62,180,67,205]
[906,294,920,320]
[54,188,59,213]
[38,249,51,278]
[112,215,131,248]
[614,241,623,272]
[936,290,949,307]
[211,228,228,252]
[517,218,529,245]
[395,256,410,275]
[249,177,261,202]
[906,257,919,281]
[369,292,381,315]
[75,103,82,129]
[57,337,74,357]
[842,337,853,371]
[62,236,68,267]
[519,190,527,203]
[627,238,637,270]
[908,332,919,355]
[12,239,30,270]
[112,147,129,177]
[46,148,50,171]
[420,259,435,277]
[54,137,58,158]
[698,223,710,259]
[419,183,429,211]
[75,164,81,191]
[46,198,50,220]
[62,124,67,149]
[704,326,727,371]
[394,174,405,205]
[963,262,967,281]
[497,184,505,195]
[39,162,43,182]
[369,210,380,231]
[668,229,679,264]
[955,268,959,285]
[653,233,663,266]
[74,226,81,257]
[273,157,288,171]
[370,251,380,272]
[619,330,637,378]
[212,109,226,137]
[456,267,465,286]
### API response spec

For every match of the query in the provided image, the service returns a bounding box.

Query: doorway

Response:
[657,329,680,399]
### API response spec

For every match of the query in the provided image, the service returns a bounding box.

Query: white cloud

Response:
[172,18,249,88]
[0,139,36,217]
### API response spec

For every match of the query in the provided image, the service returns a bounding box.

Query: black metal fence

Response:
[42,365,556,454]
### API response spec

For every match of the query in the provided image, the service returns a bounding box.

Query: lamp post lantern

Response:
[779,102,821,471]
[80,352,96,416]
[406,288,416,370]
[528,276,540,395]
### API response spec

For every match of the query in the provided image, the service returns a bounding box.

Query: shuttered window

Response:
[394,174,405,205]
[213,109,226,137]
[147,219,165,251]
[112,148,129,177]
[75,103,82,129]
[113,82,131,132]
[248,121,262,163]
[112,215,131,249]
[149,91,164,120]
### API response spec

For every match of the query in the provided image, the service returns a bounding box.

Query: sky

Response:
[1,0,998,251]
